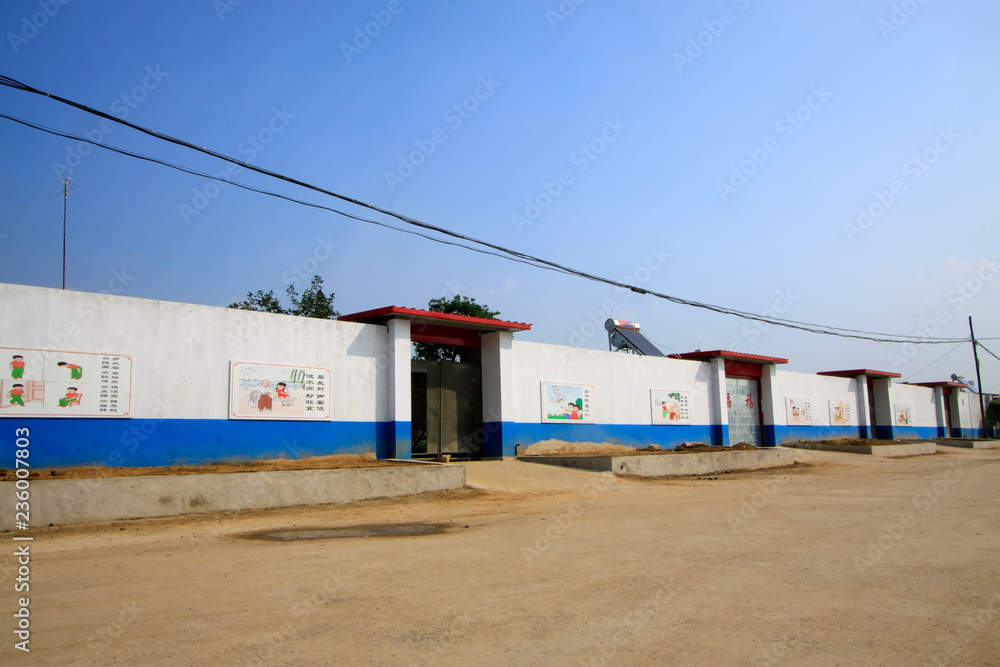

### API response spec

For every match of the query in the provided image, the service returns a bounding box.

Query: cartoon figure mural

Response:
[785,397,813,426]
[7,383,25,406]
[10,355,24,379]
[0,347,132,417]
[894,404,912,426]
[229,361,331,420]
[57,361,83,380]
[828,400,851,426]
[275,382,295,407]
[541,382,595,423]
[58,387,81,408]
[651,390,691,425]
[250,379,276,412]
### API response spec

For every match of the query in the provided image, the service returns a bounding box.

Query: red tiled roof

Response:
[338,306,531,332]
[817,369,902,379]
[674,350,788,364]
[908,381,967,388]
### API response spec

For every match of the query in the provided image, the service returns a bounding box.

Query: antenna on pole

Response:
[57,171,80,290]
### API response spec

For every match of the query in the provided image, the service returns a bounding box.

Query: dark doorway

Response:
[867,378,879,438]
[411,360,483,459]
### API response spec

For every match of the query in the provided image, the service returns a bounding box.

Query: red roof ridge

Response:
[338,305,531,331]
[674,349,788,364]
[817,369,902,378]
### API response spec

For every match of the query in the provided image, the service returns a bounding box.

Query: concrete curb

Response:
[518,448,795,477]
[0,464,466,530]
[933,439,1000,450]
[784,442,937,457]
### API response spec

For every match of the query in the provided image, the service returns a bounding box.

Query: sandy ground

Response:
[3,446,1000,666]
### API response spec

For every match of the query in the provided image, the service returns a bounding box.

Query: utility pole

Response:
[62,175,70,290]
[969,316,986,437]
[59,174,79,290]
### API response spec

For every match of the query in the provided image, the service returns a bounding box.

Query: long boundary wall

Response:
[0,284,391,467]
[0,283,984,467]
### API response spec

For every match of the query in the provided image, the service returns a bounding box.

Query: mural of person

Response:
[566,398,583,420]
[7,383,25,406]
[249,379,276,412]
[57,361,83,380]
[10,355,25,379]
[275,382,294,407]
[58,387,81,407]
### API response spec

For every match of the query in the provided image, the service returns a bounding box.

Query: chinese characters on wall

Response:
[650,389,692,425]
[541,382,595,424]
[785,397,813,426]
[829,400,852,426]
[0,347,133,418]
[229,361,332,420]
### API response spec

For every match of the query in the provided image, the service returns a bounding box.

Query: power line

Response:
[902,342,965,381]
[977,342,1000,363]
[0,75,981,344]
[0,112,571,276]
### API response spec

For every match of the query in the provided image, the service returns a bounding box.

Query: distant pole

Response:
[62,175,70,290]
[969,316,986,437]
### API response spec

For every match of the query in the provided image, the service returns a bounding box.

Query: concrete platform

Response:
[0,463,465,530]
[784,442,937,457]
[933,438,1000,449]
[518,448,795,477]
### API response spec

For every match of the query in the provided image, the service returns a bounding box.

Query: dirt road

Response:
[3,447,999,666]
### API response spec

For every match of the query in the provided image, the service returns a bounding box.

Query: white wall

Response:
[889,382,938,428]
[508,340,714,425]
[769,370,858,427]
[0,283,387,422]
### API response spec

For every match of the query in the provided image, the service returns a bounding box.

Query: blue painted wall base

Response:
[771,425,862,445]
[11,418,383,468]
[389,421,412,459]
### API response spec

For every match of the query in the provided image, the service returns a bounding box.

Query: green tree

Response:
[987,399,1000,433]
[229,275,339,320]
[413,295,499,362]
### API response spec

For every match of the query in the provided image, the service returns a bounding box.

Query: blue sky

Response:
[1,0,998,388]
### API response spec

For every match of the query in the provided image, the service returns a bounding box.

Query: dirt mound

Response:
[787,437,921,448]
[522,440,638,456]
[2,452,419,481]
[522,440,760,457]
[731,442,757,451]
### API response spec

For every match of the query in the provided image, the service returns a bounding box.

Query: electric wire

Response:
[0,112,575,276]
[0,75,982,344]
[977,342,1000,364]
[902,342,965,381]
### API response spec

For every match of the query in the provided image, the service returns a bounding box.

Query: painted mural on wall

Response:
[541,382,594,423]
[0,347,132,417]
[650,389,691,425]
[229,361,331,420]
[785,397,813,425]
[828,400,852,426]
[894,404,913,426]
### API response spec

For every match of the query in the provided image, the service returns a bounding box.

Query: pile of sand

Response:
[788,437,920,447]
[522,440,638,456]
[522,440,762,457]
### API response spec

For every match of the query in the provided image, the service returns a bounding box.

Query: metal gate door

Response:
[726,377,762,447]
[411,360,483,459]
